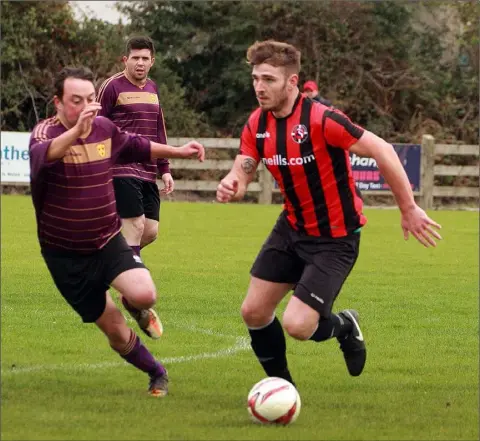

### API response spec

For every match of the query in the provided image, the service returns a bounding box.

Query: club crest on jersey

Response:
[148,94,159,104]
[96,144,106,157]
[291,124,309,144]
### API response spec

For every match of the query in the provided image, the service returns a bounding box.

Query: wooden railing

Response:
[2,135,478,209]
[167,135,479,209]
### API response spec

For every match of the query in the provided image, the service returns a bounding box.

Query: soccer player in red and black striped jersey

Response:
[29,67,204,396]
[216,40,442,385]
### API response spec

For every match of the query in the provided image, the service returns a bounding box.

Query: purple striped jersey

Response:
[29,116,151,253]
[96,71,170,182]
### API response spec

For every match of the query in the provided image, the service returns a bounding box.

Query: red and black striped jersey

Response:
[239,93,367,238]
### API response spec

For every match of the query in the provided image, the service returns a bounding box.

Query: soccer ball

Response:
[247,377,301,425]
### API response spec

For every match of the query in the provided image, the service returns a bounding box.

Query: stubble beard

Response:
[134,71,147,81]
[127,67,147,83]
[262,89,289,113]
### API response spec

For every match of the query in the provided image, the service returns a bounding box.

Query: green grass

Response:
[1,195,478,440]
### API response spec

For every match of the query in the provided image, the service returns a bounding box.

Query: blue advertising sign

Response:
[272,143,422,192]
[349,144,421,192]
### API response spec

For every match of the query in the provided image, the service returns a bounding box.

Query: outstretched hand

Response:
[179,141,205,162]
[401,205,442,247]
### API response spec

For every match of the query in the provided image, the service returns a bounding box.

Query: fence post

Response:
[258,165,273,204]
[420,134,435,210]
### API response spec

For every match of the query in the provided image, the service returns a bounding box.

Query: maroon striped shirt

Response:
[29,116,151,253]
[240,94,367,238]
[97,71,170,182]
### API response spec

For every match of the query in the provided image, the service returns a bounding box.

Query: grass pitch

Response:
[1,195,478,440]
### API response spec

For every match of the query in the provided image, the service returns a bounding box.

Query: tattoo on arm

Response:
[241,157,257,174]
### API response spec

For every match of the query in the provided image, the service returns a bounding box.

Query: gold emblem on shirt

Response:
[62,139,112,164]
[149,94,159,104]
[97,144,106,157]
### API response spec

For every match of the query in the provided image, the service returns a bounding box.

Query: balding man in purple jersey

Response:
[29,66,204,397]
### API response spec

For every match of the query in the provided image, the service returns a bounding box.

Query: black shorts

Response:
[113,177,160,221]
[251,212,360,317]
[41,233,147,323]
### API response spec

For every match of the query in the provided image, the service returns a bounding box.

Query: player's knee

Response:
[283,315,313,341]
[241,301,271,328]
[128,216,146,237]
[134,286,157,309]
[127,278,157,309]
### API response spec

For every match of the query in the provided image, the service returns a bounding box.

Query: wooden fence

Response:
[167,134,479,209]
[1,135,478,209]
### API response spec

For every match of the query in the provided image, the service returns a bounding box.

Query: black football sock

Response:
[309,313,353,342]
[248,316,294,384]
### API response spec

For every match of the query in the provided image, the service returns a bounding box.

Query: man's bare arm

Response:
[350,130,442,247]
[217,155,259,202]
[231,155,259,201]
[350,131,415,213]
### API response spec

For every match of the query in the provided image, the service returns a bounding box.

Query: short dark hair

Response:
[126,36,155,57]
[54,66,94,99]
[247,40,301,74]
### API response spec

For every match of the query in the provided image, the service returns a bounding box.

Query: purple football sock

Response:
[115,330,166,377]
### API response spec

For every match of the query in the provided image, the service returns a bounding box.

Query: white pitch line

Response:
[162,337,249,364]
[1,326,250,375]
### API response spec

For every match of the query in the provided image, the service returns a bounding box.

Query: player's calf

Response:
[97,303,168,391]
[140,221,158,248]
[114,328,168,390]
[247,317,296,386]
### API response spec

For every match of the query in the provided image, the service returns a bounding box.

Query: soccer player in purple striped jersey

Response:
[29,66,204,397]
[97,37,175,339]
[97,36,171,258]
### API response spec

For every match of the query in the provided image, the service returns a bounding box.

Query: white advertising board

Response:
[1,132,31,184]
